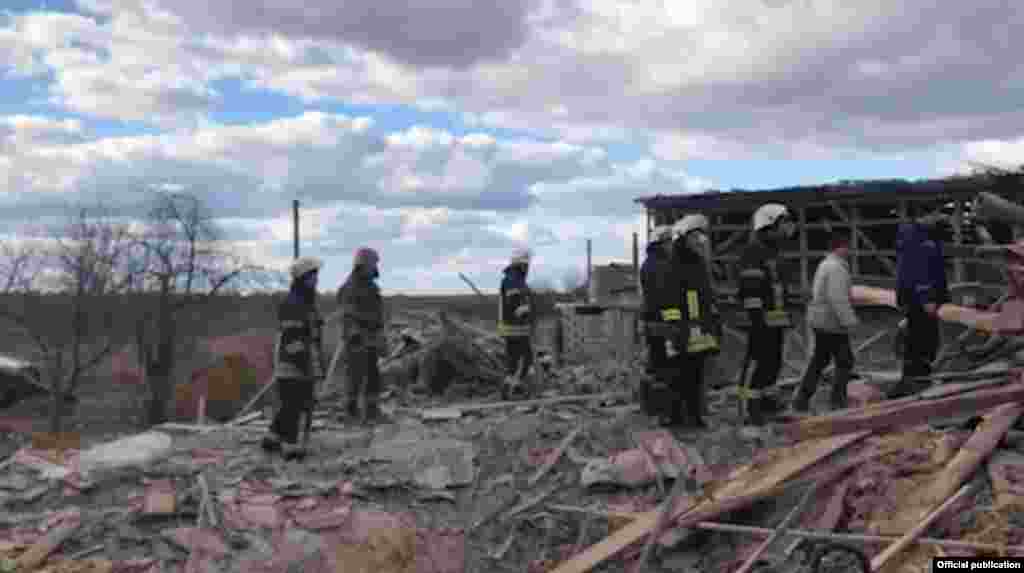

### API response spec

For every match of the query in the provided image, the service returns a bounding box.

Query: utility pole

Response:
[292,199,300,259]
[585,239,592,303]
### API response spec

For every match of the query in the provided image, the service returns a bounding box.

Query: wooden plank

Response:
[548,431,870,573]
[779,381,1024,441]
[987,450,1024,510]
[877,403,1024,538]
[851,285,1000,333]
[734,481,820,573]
[870,483,976,572]
[528,425,583,487]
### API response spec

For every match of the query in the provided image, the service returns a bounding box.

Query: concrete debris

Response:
[368,437,476,490]
[77,432,173,480]
[581,430,701,489]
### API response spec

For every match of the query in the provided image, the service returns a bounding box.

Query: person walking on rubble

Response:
[791,229,859,413]
[498,247,535,399]
[337,247,388,423]
[886,212,951,399]
[639,225,678,420]
[737,203,797,425]
[262,256,326,460]
[668,214,721,429]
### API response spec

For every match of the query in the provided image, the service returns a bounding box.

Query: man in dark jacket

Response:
[639,225,677,420]
[262,256,325,460]
[338,247,387,423]
[886,214,950,398]
[669,214,720,428]
[498,248,534,399]
[737,203,796,425]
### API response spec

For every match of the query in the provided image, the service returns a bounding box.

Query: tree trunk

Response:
[145,283,177,426]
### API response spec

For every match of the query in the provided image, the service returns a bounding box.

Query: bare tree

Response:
[0,206,136,433]
[128,192,276,425]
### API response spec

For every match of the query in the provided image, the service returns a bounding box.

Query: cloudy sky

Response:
[1,0,1022,294]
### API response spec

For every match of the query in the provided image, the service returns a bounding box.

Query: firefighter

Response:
[337,247,388,423]
[669,214,720,429]
[639,225,677,420]
[498,248,535,399]
[262,256,326,460]
[737,203,797,425]
[886,213,951,398]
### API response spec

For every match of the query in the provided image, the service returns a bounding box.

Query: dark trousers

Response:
[746,327,784,391]
[676,352,707,423]
[903,307,940,381]
[346,344,381,406]
[741,326,785,422]
[645,335,668,372]
[505,336,533,376]
[271,377,315,444]
[795,330,854,409]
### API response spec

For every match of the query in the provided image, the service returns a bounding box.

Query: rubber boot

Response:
[344,398,359,420]
[746,398,765,426]
[363,399,389,424]
[790,376,817,413]
[260,432,282,453]
[830,369,850,411]
[687,380,708,429]
[281,441,307,461]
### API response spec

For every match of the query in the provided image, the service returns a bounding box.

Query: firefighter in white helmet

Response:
[337,247,387,423]
[498,247,535,399]
[638,225,677,421]
[666,214,720,428]
[263,256,326,460]
[736,203,797,425]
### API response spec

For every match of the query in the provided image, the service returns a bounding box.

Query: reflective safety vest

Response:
[738,249,792,328]
[498,270,533,338]
[682,288,719,354]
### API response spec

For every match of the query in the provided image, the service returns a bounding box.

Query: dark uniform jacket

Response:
[498,266,533,338]
[640,243,680,339]
[337,269,385,348]
[274,289,325,380]
[896,223,950,310]
[737,237,793,329]
[674,243,721,354]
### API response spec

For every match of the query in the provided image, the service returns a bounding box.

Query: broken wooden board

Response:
[872,483,976,572]
[851,285,999,332]
[987,449,1024,510]
[548,430,871,573]
[779,382,1024,441]
[884,403,1023,535]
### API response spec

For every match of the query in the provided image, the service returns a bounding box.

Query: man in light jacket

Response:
[790,229,859,412]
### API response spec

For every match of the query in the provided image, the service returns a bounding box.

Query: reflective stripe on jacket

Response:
[737,239,792,329]
[274,292,324,380]
[498,266,533,338]
[338,269,384,347]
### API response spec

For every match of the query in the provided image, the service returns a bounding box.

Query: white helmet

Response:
[673,214,709,239]
[752,203,792,232]
[289,256,322,279]
[649,225,673,244]
[510,247,532,266]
